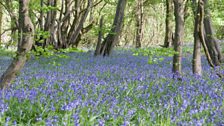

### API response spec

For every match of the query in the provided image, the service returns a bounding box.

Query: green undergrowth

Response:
[132,47,177,64]
[0,48,16,57]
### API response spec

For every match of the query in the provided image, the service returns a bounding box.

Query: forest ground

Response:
[0,47,224,125]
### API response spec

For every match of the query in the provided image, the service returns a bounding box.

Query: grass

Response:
[0,48,223,125]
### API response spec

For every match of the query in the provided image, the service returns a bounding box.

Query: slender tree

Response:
[68,0,92,47]
[0,0,34,89]
[39,0,44,31]
[192,0,223,78]
[203,0,223,65]
[163,0,174,48]
[0,4,2,46]
[99,0,127,56]
[197,0,214,68]
[58,0,72,48]
[4,0,18,48]
[94,16,104,56]
[192,0,202,75]
[172,0,186,75]
[44,0,57,48]
[135,0,144,48]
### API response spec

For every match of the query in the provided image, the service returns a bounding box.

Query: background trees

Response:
[0,0,223,50]
[0,0,168,49]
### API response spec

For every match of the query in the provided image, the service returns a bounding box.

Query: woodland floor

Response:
[0,49,224,125]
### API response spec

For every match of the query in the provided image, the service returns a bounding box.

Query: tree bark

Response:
[203,0,223,65]
[0,4,2,46]
[163,0,174,48]
[0,0,34,89]
[67,0,80,44]
[4,1,18,48]
[192,0,224,77]
[94,16,104,56]
[39,0,44,30]
[100,0,127,56]
[135,0,143,48]
[192,0,202,76]
[68,0,92,47]
[44,0,57,48]
[172,0,186,75]
[198,0,215,68]
[33,0,45,50]
[58,0,72,48]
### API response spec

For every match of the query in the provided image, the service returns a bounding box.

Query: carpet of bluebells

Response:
[0,50,224,125]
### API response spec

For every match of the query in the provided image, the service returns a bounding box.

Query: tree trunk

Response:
[94,16,104,56]
[197,0,215,68]
[68,0,92,47]
[163,0,174,48]
[192,0,223,77]
[33,0,45,50]
[135,0,143,48]
[196,0,223,78]
[203,0,223,65]
[39,0,44,30]
[0,0,34,89]
[4,1,18,48]
[192,0,202,76]
[0,4,2,46]
[67,0,80,44]
[172,0,186,75]
[100,0,127,56]
[58,0,72,48]
[44,0,57,48]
